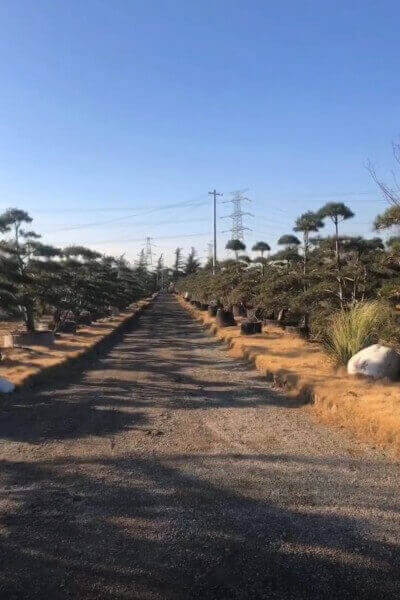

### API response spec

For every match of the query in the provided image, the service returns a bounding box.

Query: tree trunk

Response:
[334,218,339,264]
[333,218,344,305]
[24,302,35,333]
[303,232,308,281]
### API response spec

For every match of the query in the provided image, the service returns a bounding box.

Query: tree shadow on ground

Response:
[0,298,329,444]
[1,298,399,598]
[0,452,399,599]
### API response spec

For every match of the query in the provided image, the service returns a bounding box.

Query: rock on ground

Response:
[347,343,400,380]
[0,377,15,393]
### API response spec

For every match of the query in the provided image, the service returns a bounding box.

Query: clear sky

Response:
[0,0,399,265]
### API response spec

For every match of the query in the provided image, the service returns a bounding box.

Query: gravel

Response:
[0,294,399,599]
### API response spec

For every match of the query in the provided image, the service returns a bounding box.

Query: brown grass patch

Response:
[178,296,400,458]
[0,298,152,389]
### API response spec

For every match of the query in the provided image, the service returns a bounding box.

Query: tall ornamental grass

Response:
[322,301,394,366]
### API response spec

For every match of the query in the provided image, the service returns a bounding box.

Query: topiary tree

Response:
[226,239,246,262]
[294,211,324,277]
[252,241,270,258]
[0,208,62,331]
[51,246,102,330]
[277,234,301,249]
[318,202,354,263]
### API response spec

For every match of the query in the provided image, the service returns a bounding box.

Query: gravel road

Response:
[0,294,399,599]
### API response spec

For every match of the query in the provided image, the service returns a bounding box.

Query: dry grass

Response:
[0,299,151,389]
[321,301,394,365]
[178,296,400,458]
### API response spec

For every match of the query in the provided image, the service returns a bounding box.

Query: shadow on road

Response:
[0,452,399,599]
[0,296,399,598]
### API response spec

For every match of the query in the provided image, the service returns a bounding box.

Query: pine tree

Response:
[225,239,246,262]
[173,247,184,280]
[0,208,61,331]
[184,247,200,275]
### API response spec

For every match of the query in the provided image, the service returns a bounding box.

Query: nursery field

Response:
[0,294,399,600]
[0,301,150,389]
[178,295,400,457]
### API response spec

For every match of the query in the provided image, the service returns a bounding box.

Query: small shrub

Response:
[321,301,395,366]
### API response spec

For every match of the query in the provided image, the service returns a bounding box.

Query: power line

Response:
[44,196,209,233]
[90,231,211,246]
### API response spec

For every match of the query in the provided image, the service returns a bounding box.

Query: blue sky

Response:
[0,0,399,265]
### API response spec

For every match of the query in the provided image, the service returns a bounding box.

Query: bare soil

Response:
[0,294,399,599]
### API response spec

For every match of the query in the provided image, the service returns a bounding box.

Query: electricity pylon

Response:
[144,236,155,266]
[222,190,253,241]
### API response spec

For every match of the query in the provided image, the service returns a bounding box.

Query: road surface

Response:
[0,294,399,599]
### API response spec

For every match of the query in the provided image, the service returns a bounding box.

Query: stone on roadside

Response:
[347,344,400,380]
[0,378,15,393]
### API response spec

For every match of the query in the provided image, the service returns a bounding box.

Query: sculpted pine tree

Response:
[226,239,246,262]
[277,234,301,248]
[252,241,270,273]
[252,241,270,258]
[317,203,354,306]
[51,246,102,329]
[294,211,324,277]
[318,203,354,263]
[0,209,61,331]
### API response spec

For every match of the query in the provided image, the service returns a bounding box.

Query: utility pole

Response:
[208,189,223,274]
[206,242,213,262]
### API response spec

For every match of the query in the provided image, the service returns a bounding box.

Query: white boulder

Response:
[0,378,15,393]
[347,344,400,380]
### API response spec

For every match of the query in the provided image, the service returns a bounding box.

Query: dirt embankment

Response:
[0,298,153,390]
[178,296,400,458]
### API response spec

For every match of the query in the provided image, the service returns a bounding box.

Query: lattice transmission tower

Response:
[144,236,155,266]
[222,190,253,241]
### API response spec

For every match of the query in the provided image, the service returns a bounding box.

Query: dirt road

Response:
[0,294,399,599]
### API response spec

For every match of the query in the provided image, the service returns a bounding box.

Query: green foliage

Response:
[226,239,246,261]
[173,247,184,280]
[294,211,324,235]
[184,247,200,275]
[277,234,300,247]
[318,202,354,223]
[374,205,400,230]
[226,239,246,251]
[0,208,152,332]
[386,236,400,249]
[319,301,394,366]
[178,197,400,358]
[252,241,270,256]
